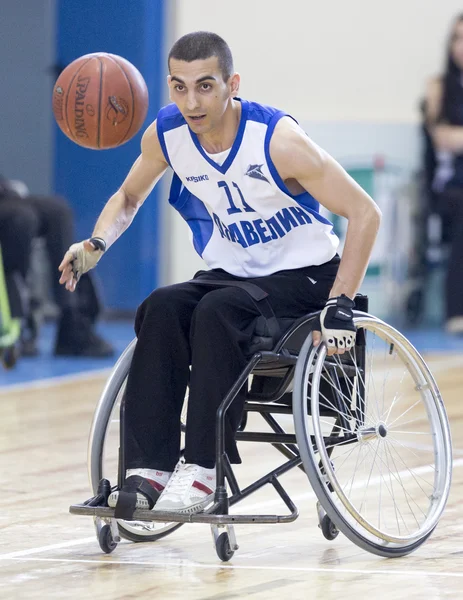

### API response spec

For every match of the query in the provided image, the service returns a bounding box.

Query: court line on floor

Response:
[1,457,461,562]
[233,456,463,513]
[0,556,462,579]
[0,538,97,560]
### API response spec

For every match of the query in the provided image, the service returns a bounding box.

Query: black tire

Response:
[321,514,339,541]
[98,524,117,554]
[117,521,183,543]
[215,533,234,562]
[293,317,447,558]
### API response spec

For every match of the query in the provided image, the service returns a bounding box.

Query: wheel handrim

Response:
[308,317,452,547]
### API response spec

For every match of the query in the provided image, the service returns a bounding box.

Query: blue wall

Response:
[55,0,166,311]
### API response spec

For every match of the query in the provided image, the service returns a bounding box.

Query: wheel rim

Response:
[102,382,182,538]
[89,340,183,539]
[307,316,452,547]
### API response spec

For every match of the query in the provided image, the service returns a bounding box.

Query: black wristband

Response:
[327,294,355,309]
[89,237,106,252]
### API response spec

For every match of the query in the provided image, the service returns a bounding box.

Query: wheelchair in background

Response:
[0,245,21,369]
[70,294,452,561]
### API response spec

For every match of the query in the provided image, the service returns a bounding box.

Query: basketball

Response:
[52,53,149,149]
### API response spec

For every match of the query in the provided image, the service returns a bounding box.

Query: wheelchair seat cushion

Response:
[247,315,299,354]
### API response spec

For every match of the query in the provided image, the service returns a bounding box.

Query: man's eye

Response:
[175,85,184,92]
[201,83,211,91]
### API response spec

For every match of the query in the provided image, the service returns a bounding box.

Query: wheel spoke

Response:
[385,438,435,493]
[386,398,423,429]
[384,440,423,527]
[383,437,409,534]
[295,317,451,548]
[386,434,436,472]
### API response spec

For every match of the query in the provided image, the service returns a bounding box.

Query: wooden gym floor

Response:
[0,352,462,600]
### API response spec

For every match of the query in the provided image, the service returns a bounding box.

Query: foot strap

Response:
[114,475,159,520]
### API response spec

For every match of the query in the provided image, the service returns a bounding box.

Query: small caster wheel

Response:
[215,532,234,562]
[320,514,339,541]
[98,524,118,554]
[1,344,19,369]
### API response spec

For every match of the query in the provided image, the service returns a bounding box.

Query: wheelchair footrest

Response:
[69,503,298,524]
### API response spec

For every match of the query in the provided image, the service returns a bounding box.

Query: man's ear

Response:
[229,72,240,96]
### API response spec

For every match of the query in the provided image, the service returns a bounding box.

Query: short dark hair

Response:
[168,31,234,81]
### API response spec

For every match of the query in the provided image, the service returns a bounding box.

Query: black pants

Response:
[124,256,340,471]
[439,188,463,319]
[0,192,84,318]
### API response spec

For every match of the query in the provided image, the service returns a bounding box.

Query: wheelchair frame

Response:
[70,301,452,561]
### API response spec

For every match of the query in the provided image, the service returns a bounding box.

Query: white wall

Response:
[173,0,461,123]
[162,0,462,285]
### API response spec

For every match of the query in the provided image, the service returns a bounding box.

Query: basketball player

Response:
[59,32,381,514]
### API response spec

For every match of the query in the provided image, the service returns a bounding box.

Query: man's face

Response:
[451,21,463,70]
[168,56,239,134]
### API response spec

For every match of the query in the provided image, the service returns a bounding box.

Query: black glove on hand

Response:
[315,294,356,352]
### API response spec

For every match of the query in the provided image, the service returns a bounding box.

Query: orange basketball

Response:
[52,53,149,149]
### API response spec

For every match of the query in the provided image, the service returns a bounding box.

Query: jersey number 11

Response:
[218,181,255,215]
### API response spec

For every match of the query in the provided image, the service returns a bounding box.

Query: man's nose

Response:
[186,91,199,112]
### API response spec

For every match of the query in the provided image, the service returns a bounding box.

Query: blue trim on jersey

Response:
[264,111,297,196]
[157,122,171,167]
[263,112,333,228]
[295,194,334,227]
[246,101,281,124]
[158,103,187,131]
[189,99,249,175]
[168,173,214,257]
[157,104,188,167]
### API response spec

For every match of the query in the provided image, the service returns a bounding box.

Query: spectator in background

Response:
[425,13,463,334]
[0,175,113,357]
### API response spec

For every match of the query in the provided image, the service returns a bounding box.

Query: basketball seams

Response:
[55,52,147,149]
[63,56,94,143]
[106,54,136,145]
[97,57,104,149]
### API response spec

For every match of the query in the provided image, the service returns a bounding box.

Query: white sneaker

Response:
[152,460,216,514]
[108,468,171,509]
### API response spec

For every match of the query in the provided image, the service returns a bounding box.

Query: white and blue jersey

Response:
[157,98,339,277]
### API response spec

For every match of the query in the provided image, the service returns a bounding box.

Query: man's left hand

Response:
[312,294,356,355]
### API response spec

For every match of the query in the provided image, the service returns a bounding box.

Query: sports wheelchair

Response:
[70,294,452,561]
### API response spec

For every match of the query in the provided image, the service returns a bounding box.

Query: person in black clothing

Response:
[425,13,463,333]
[0,175,113,357]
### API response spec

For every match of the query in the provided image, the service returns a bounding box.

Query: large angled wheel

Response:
[88,339,183,542]
[293,314,452,557]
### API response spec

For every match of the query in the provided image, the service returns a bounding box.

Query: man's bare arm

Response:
[270,117,381,301]
[91,120,169,249]
[59,120,168,291]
